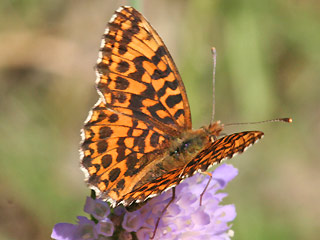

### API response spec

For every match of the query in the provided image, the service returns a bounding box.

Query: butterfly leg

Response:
[150,188,176,239]
[200,172,212,206]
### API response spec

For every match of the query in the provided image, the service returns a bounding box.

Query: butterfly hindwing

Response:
[183,131,264,174]
[81,100,171,205]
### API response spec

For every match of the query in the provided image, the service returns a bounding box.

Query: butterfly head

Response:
[203,121,224,141]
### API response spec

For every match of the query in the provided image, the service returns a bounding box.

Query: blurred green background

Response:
[0,0,319,239]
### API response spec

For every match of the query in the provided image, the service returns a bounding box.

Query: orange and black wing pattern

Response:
[96,6,191,132]
[80,6,191,206]
[119,131,264,205]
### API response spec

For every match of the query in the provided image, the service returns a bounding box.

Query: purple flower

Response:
[52,164,238,240]
[131,164,238,239]
[51,199,114,240]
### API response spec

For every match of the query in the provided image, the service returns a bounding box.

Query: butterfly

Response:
[80,6,265,207]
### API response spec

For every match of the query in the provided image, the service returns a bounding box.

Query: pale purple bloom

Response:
[52,216,98,240]
[131,163,238,239]
[52,164,238,240]
[51,199,113,239]
[84,197,110,220]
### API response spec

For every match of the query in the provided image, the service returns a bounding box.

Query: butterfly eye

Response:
[170,149,180,157]
[181,140,192,152]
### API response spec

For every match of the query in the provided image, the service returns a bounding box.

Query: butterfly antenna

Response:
[211,47,217,124]
[224,117,292,126]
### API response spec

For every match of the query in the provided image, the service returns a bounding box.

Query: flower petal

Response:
[51,223,76,240]
[212,164,238,189]
[191,208,211,226]
[122,210,144,232]
[96,218,114,237]
[84,197,110,220]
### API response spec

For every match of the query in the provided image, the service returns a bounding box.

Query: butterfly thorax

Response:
[167,121,224,166]
[166,130,208,166]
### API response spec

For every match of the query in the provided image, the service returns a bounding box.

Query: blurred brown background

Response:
[0,0,319,239]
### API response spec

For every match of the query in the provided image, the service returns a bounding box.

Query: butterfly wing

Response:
[80,6,191,206]
[97,6,191,131]
[119,131,264,205]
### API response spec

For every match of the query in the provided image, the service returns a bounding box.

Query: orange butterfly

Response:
[80,6,290,207]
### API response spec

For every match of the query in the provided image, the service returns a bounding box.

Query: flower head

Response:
[52,164,238,240]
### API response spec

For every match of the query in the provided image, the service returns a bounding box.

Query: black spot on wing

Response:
[109,168,121,182]
[101,154,112,168]
[117,45,128,55]
[99,127,113,139]
[97,141,108,154]
[126,153,139,169]
[109,114,119,123]
[115,76,129,90]
[117,60,130,73]
[165,94,182,108]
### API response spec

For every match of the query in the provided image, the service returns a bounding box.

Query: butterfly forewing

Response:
[96,6,191,133]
